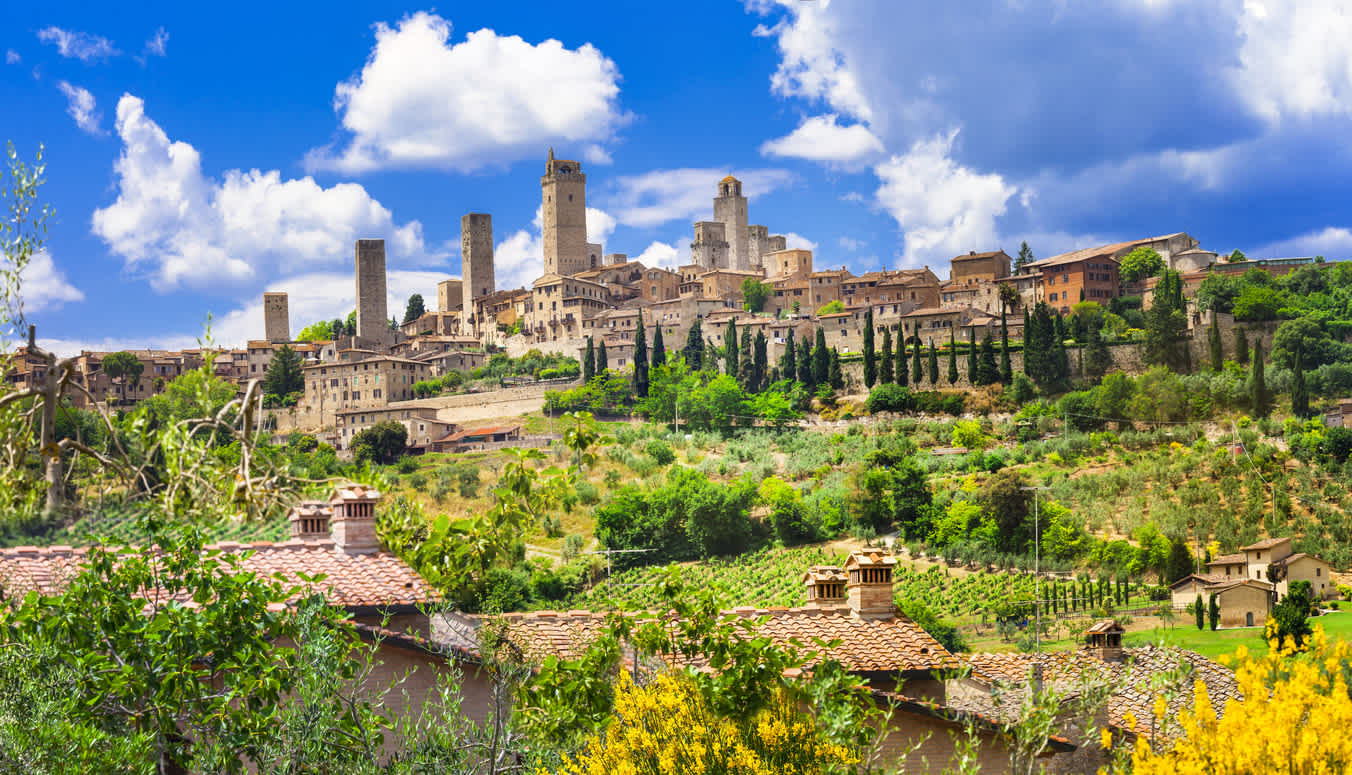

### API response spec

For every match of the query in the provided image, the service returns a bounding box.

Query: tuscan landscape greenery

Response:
[6,150,1352,773]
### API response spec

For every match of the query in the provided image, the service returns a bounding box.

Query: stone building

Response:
[461,213,495,303]
[298,354,433,429]
[263,291,290,343]
[690,220,730,270]
[437,278,464,316]
[714,176,750,270]
[355,239,392,347]
[1025,243,1124,315]
[334,406,457,453]
[541,149,589,277]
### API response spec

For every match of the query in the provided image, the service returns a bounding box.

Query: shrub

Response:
[644,440,676,466]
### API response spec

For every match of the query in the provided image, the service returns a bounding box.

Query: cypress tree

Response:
[829,348,844,391]
[1022,307,1033,375]
[652,325,666,368]
[1292,341,1309,418]
[738,326,754,389]
[927,339,939,384]
[1251,340,1270,418]
[978,331,1000,385]
[1208,593,1220,631]
[1085,325,1110,378]
[947,329,959,385]
[812,327,830,386]
[634,311,649,397]
[967,328,978,383]
[684,319,703,370]
[911,337,924,385]
[1235,326,1250,366]
[895,332,908,387]
[1052,325,1070,388]
[724,320,738,376]
[597,340,609,372]
[782,328,797,380]
[583,337,596,382]
[1016,241,1034,275]
[880,328,895,384]
[797,336,814,386]
[1208,314,1223,372]
[704,337,719,371]
[1000,312,1012,385]
[753,331,768,392]
[862,308,877,388]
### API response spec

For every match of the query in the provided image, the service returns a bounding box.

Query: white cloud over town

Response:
[760,114,883,166]
[36,26,119,62]
[56,81,103,135]
[604,167,794,229]
[307,12,628,173]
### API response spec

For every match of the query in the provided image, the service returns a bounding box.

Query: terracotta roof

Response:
[951,250,1009,262]
[459,606,960,674]
[960,645,1240,741]
[1207,553,1248,566]
[802,565,847,585]
[435,424,522,443]
[1274,552,1324,567]
[1240,536,1292,551]
[1024,241,1135,270]
[1168,573,1228,588]
[0,540,435,610]
[1210,578,1273,593]
[1084,619,1125,635]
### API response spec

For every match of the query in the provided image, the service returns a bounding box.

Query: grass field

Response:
[1117,609,1352,660]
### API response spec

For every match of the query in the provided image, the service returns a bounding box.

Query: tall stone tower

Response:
[461,213,495,301]
[541,148,588,277]
[691,221,729,269]
[354,239,390,346]
[713,176,749,271]
[262,291,290,343]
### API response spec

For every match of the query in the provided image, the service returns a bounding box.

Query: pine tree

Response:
[684,319,703,370]
[880,328,895,384]
[1015,241,1034,275]
[862,309,877,388]
[911,337,923,385]
[977,331,1000,385]
[1208,314,1223,372]
[927,339,939,384]
[262,345,304,398]
[753,331,768,392]
[895,332,908,387]
[1292,341,1309,418]
[634,311,649,397]
[1235,326,1250,366]
[829,348,844,391]
[402,293,426,325]
[652,325,666,368]
[947,329,959,385]
[967,328,978,383]
[1251,340,1270,418]
[797,336,814,386]
[1085,325,1110,378]
[724,320,738,376]
[1022,307,1032,375]
[782,328,797,381]
[738,327,754,389]
[598,340,609,372]
[583,337,596,382]
[812,328,829,386]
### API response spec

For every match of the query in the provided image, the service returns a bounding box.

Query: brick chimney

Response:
[1084,620,1125,662]
[329,485,383,555]
[802,565,847,609]
[845,548,897,621]
[286,500,331,540]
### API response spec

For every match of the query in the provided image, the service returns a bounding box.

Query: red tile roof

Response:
[1240,536,1292,551]
[0,540,435,610]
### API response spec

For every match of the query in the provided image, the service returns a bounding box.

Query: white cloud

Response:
[606,167,794,228]
[5,50,19,65]
[92,94,439,294]
[753,0,873,122]
[1233,1,1352,123]
[761,113,883,165]
[584,144,613,165]
[587,207,617,247]
[839,191,864,202]
[784,233,817,251]
[143,27,168,58]
[491,205,617,289]
[839,236,862,251]
[307,12,628,173]
[36,26,119,62]
[7,251,84,316]
[633,241,680,270]
[1252,226,1352,259]
[874,129,1017,266]
[56,81,103,135]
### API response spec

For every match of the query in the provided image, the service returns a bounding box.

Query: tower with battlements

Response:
[714,176,749,271]
[355,239,390,346]
[541,149,588,277]
[263,291,290,343]
[461,213,495,301]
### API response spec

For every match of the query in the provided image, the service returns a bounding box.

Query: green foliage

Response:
[295,320,334,342]
[633,311,649,398]
[262,344,304,399]
[1144,270,1189,371]
[1015,241,1033,274]
[545,372,633,416]
[583,337,596,382]
[1251,340,1271,418]
[1270,581,1313,647]
[475,349,579,381]
[594,467,757,568]
[862,309,876,388]
[815,300,844,316]
[683,318,704,371]
[979,468,1033,553]
[813,328,829,386]
[848,443,931,537]
[1208,592,1220,631]
[865,384,965,415]
[349,420,407,465]
[101,351,144,404]
[1118,246,1166,283]
[897,598,968,653]
[741,277,772,312]
[402,293,425,324]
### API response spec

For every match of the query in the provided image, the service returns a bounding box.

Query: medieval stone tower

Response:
[461,213,495,301]
[354,239,390,345]
[262,291,290,343]
[691,221,729,270]
[541,148,588,277]
[714,176,749,271]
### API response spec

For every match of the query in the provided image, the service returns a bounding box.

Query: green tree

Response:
[1270,581,1313,648]
[1233,285,1288,321]
[753,331,768,392]
[1291,341,1309,418]
[1084,326,1111,379]
[1119,246,1167,283]
[947,329,959,385]
[295,320,333,342]
[862,309,877,388]
[812,328,829,386]
[1195,593,1205,630]
[828,348,843,391]
[911,337,923,385]
[101,351,144,405]
[683,318,704,370]
[651,325,666,368]
[597,340,609,372]
[1208,593,1220,631]
[926,339,939,384]
[849,446,932,536]
[999,285,1017,384]
[781,327,796,382]
[634,311,649,398]
[1208,314,1224,371]
[1144,269,1189,371]
[262,344,304,399]
[1251,340,1271,418]
[402,293,425,324]
[979,468,1034,553]
[880,327,894,384]
[737,326,754,389]
[1165,539,1194,584]
[1015,241,1033,275]
[724,320,738,376]
[741,277,772,313]
[967,328,979,384]
[977,331,1000,386]
[815,300,845,316]
[584,337,597,382]
[1227,248,1247,263]
[350,420,408,464]
[797,335,814,387]
[1235,326,1250,366]
[895,330,907,388]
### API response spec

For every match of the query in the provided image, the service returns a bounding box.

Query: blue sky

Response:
[7,0,1352,354]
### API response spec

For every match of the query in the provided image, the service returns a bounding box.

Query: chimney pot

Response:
[329,485,384,555]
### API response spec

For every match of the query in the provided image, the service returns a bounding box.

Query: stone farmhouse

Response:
[1169,536,1334,628]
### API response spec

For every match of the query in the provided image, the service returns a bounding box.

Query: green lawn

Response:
[1122,610,1352,661]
